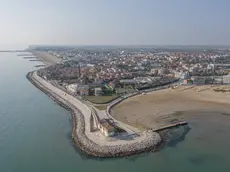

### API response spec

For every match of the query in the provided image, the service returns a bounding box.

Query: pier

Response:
[17,54,33,56]
[152,121,188,132]
[0,50,27,53]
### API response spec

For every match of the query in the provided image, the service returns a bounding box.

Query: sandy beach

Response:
[111,85,230,130]
[32,51,61,65]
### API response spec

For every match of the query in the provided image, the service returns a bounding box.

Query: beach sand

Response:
[32,51,61,65]
[111,85,230,130]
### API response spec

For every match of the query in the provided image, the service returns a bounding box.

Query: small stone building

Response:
[98,118,115,137]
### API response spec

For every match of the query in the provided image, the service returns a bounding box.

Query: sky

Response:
[0,0,230,49]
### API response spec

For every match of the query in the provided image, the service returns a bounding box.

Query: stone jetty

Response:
[26,71,162,158]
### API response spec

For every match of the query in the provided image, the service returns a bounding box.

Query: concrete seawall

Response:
[107,92,140,117]
[26,71,161,158]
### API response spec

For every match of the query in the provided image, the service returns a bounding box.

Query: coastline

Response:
[31,51,61,66]
[26,71,162,158]
[111,85,230,130]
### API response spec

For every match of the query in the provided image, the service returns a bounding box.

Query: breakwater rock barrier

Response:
[26,71,162,158]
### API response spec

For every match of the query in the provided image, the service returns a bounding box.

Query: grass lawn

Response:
[83,95,119,104]
[94,105,107,110]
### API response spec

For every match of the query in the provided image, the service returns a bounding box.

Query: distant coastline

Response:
[27,49,230,158]
[31,51,61,66]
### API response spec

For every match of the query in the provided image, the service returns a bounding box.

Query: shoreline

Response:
[30,51,61,66]
[111,85,230,130]
[26,71,162,158]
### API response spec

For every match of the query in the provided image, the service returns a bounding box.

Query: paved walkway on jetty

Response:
[32,71,161,147]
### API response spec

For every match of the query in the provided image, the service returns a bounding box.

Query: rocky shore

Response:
[26,71,162,158]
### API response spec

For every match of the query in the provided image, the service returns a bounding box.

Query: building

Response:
[95,88,103,96]
[120,79,137,85]
[182,72,190,79]
[191,76,205,85]
[109,79,119,89]
[78,65,81,77]
[66,84,78,93]
[183,79,193,85]
[223,75,230,84]
[205,76,214,84]
[78,85,89,96]
[213,76,223,84]
[183,79,188,85]
[158,68,169,75]
[98,119,115,137]
[207,64,215,72]
[67,84,89,95]
[150,68,159,75]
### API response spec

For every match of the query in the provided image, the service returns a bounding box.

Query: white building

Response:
[120,79,137,85]
[66,84,78,93]
[67,84,89,95]
[98,119,115,137]
[213,76,223,84]
[223,75,230,84]
[95,88,103,96]
[207,64,215,72]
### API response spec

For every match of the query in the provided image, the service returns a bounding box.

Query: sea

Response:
[0,52,230,172]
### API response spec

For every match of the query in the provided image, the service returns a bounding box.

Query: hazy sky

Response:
[0,0,230,48]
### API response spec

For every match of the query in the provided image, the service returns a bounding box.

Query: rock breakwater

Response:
[26,71,162,158]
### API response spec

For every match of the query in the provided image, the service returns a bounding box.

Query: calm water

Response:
[0,53,230,172]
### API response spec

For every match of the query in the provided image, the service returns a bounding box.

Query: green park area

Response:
[83,95,119,104]
[94,105,107,110]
